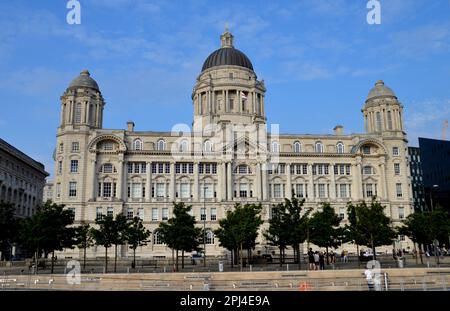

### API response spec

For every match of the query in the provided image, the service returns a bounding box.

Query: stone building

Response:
[53,30,413,259]
[0,138,49,217]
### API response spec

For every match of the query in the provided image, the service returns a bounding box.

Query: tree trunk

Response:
[105,247,108,273]
[114,244,117,273]
[371,235,376,261]
[133,248,136,269]
[83,246,87,270]
[326,246,329,265]
[414,242,418,265]
[357,244,360,268]
[35,249,38,275]
[297,244,302,270]
[240,243,243,271]
[176,249,179,272]
[419,243,423,264]
[230,249,233,268]
[172,249,174,270]
[51,250,55,274]
[182,250,185,269]
[279,247,282,267]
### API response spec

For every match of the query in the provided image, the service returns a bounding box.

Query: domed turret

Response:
[68,70,100,91]
[201,30,254,72]
[366,80,397,102]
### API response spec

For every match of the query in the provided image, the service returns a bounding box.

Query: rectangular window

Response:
[103,142,113,151]
[162,208,168,221]
[339,184,348,198]
[58,161,63,175]
[68,208,75,220]
[318,184,326,198]
[59,143,64,153]
[387,111,393,130]
[210,208,217,221]
[394,163,400,175]
[132,183,142,198]
[103,182,112,197]
[128,163,133,173]
[152,208,158,221]
[71,142,79,152]
[201,184,213,198]
[180,183,189,198]
[96,207,102,220]
[156,183,165,197]
[175,163,180,174]
[398,207,405,219]
[151,163,157,173]
[70,160,79,173]
[165,163,170,174]
[273,184,281,198]
[55,183,61,198]
[200,208,206,221]
[69,182,77,197]
[396,183,403,198]
[127,208,133,220]
[362,146,370,154]
[107,207,113,218]
[365,184,373,197]
[393,147,399,156]
[239,183,248,198]
[295,184,305,198]
[376,111,382,131]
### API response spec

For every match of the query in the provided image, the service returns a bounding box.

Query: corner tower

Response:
[362,80,405,136]
[192,30,266,131]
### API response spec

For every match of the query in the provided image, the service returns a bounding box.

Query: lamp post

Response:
[203,185,207,268]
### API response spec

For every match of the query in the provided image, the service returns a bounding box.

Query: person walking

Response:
[364,267,374,291]
[343,250,348,263]
[319,251,325,270]
[314,251,320,270]
[308,248,315,271]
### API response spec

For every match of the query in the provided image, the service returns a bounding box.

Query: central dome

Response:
[201,30,254,72]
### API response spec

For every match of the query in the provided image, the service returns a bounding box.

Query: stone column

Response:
[217,161,225,201]
[262,163,268,200]
[117,157,125,200]
[330,163,336,199]
[286,163,292,199]
[227,162,233,200]
[308,164,314,201]
[256,162,261,200]
[169,162,175,200]
[193,162,199,201]
[90,157,97,200]
[379,161,387,200]
[146,162,151,201]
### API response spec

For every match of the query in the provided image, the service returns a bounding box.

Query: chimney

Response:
[127,121,135,132]
[333,125,344,135]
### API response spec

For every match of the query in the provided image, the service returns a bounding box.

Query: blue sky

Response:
[0,0,449,176]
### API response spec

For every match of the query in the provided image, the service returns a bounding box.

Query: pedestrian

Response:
[330,250,335,264]
[319,251,325,270]
[308,248,315,270]
[314,251,320,270]
[343,250,348,263]
[364,267,374,291]
[340,250,344,262]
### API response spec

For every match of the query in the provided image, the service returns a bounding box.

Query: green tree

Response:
[309,203,342,264]
[351,200,396,260]
[158,202,201,271]
[111,214,129,273]
[0,203,19,261]
[215,203,262,269]
[125,217,151,269]
[91,215,116,273]
[264,203,289,267]
[344,202,370,267]
[75,223,94,270]
[214,210,239,267]
[19,202,76,273]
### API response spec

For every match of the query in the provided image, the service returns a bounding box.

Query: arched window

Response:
[205,230,215,244]
[133,139,143,151]
[74,103,82,124]
[293,141,301,153]
[234,164,251,174]
[203,140,212,152]
[271,141,280,153]
[179,139,189,152]
[153,230,163,245]
[157,139,166,151]
[315,142,324,153]
[336,142,344,154]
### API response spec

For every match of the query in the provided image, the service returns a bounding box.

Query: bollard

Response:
[250,265,252,272]
[286,264,289,271]
[127,267,130,274]
[384,273,389,291]
[163,266,166,273]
